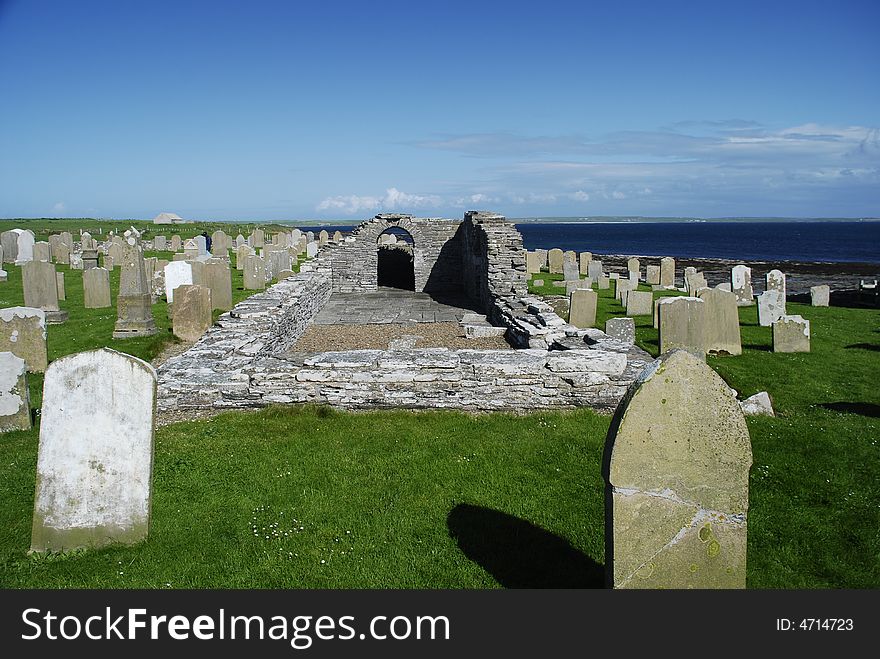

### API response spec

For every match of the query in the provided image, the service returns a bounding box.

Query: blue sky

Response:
[0,0,878,220]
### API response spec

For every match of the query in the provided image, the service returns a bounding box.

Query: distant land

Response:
[509,216,880,224]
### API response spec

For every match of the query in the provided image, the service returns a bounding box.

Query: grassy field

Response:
[0,252,877,588]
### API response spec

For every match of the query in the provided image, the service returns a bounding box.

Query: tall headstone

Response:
[731,265,753,306]
[646,265,661,286]
[244,255,266,290]
[204,261,232,311]
[211,230,228,254]
[236,245,253,271]
[579,251,592,275]
[112,241,157,338]
[0,307,47,372]
[15,229,35,265]
[563,250,576,264]
[333,230,343,243]
[562,261,580,282]
[616,278,634,302]
[235,234,246,248]
[658,296,706,357]
[0,352,30,433]
[568,289,597,328]
[627,257,640,281]
[548,249,564,274]
[757,290,786,327]
[252,228,265,248]
[22,261,67,323]
[305,242,318,258]
[33,241,51,262]
[319,230,329,246]
[55,272,65,301]
[603,350,752,588]
[810,285,830,307]
[697,287,742,355]
[765,269,786,300]
[165,261,194,303]
[1,230,18,263]
[54,242,70,265]
[83,267,112,309]
[30,349,156,552]
[172,285,212,341]
[170,235,182,252]
[194,235,207,255]
[659,257,675,288]
[772,315,810,353]
[526,251,542,275]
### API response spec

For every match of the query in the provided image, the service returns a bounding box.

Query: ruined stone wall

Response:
[329,214,462,294]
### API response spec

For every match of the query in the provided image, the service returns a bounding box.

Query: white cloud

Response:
[52,202,66,213]
[571,190,590,201]
[317,187,441,215]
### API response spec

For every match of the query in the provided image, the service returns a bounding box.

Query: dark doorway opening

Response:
[377,247,415,290]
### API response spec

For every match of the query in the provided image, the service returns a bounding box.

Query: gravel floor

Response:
[291,322,511,351]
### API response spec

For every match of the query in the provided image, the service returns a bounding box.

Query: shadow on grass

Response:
[819,402,880,418]
[743,343,773,352]
[447,503,604,588]
[845,343,880,352]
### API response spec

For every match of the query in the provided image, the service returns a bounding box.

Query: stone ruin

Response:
[158,211,654,413]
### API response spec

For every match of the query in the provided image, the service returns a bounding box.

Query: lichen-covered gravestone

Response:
[83,267,112,308]
[659,256,675,287]
[757,289,786,327]
[603,349,752,588]
[605,316,635,345]
[172,284,213,341]
[658,296,706,357]
[568,289,597,328]
[731,264,753,306]
[31,348,157,552]
[0,352,30,433]
[810,285,830,307]
[113,240,157,338]
[0,306,48,372]
[697,287,742,355]
[547,249,564,274]
[772,315,810,353]
[22,261,67,323]
[626,290,652,316]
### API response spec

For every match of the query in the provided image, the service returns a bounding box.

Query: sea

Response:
[288,219,880,265]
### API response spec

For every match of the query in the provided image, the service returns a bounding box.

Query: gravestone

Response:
[172,284,212,341]
[646,265,660,286]
[83,267,112,308]
[236,244,253,271]
[615,278,634,302]
[0,307,47,372]
[81,248,99,270]
[269,250,291,280]
[244,255,266,290]
[659,257,675,287]
[568,289,597,328]
[772,315,810,353]
[305,242,318,258]
[0,352,30,433]
[252,228,265,248]
[154,235,167,251]
[54,242,70,265]
[562,261,580,282]
[603,349,752,588]
[108,241,123,264]
[211,230,228,255]
[235,234,246,248]
[627,257,640,280]
[588,260,603,281]
[319,230,329,245]
[204,261,232,311]
[526,252,542,274]
[183,239,200,259]
[626,290,653,316]
[598,274,610,290]
[658,296,706,357]
[164,261,193,303]
[697,287,742,355]
[15,230,35,264]
[170,235,182,251]
[731,265,753,306]
[765,269,786,300]
[757,290,786,327]
[579,251,592,275]
[548,249,564,274]
[605,317,635,345]
[333,230,343,243]
[30,348,156,552]
[810,285,830,307]
[563,250,576,264]
[113,241,157,338]
[33,242,51,262]
[194,235,207,255]
[534,249,548,269]
[22,261,67,323]
[55,272,65,301]
[0,230,18,263]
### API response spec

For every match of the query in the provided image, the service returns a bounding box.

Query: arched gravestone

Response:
[603,350,752,588]
[31,349,157,552]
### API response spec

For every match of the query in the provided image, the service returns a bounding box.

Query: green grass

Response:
[0,259,877,588]
[0,218,294,242]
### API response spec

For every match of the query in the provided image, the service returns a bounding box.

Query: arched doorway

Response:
[377,227,415,290]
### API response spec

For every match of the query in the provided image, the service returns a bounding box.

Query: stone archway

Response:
[376,227,415,290]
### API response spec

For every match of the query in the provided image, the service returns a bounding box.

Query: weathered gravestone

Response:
[563,250,576,264]
[333,230,343,243]
[0,230,18,263]
[113,241,157,338]
[645,264,661,286]
[658,296,706,357]
[603,349,752,588]
[765,269,786,300]
[305,242,318,258]
[170,235,182,251]
[626,290,653,316]
[810,285,830,307]
[83,267,112,309]
[251,228,265,248]
[54,242,70,265]
[172,284,212,341]
[605,316,635,345]
[236,245,253,271]
[0,352,30,433]
[526,252,542,274]
[757,290,786,327]
[659,257,675,287]
[697,287,742,355]
[164,261,193,303]
[319,230,329,245]
[588,260,603,281]
[562,261,580,282]
[731,264,753,306]
[548,249,564,274]
[204,261,232,311]
[22,261,67,323]
[772,315,810,353]
[578,251,592,275]
[627,257,640,280]
[597,274,610,290]
[55,272,65,301]
[0,307,48,372]
[31,348,156,552]
[568,289,597,328]
[615,278,634,302]
[33,241,51,262]
[15,229,35,264]
[154,235,167,251]
[244,254,266,290]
